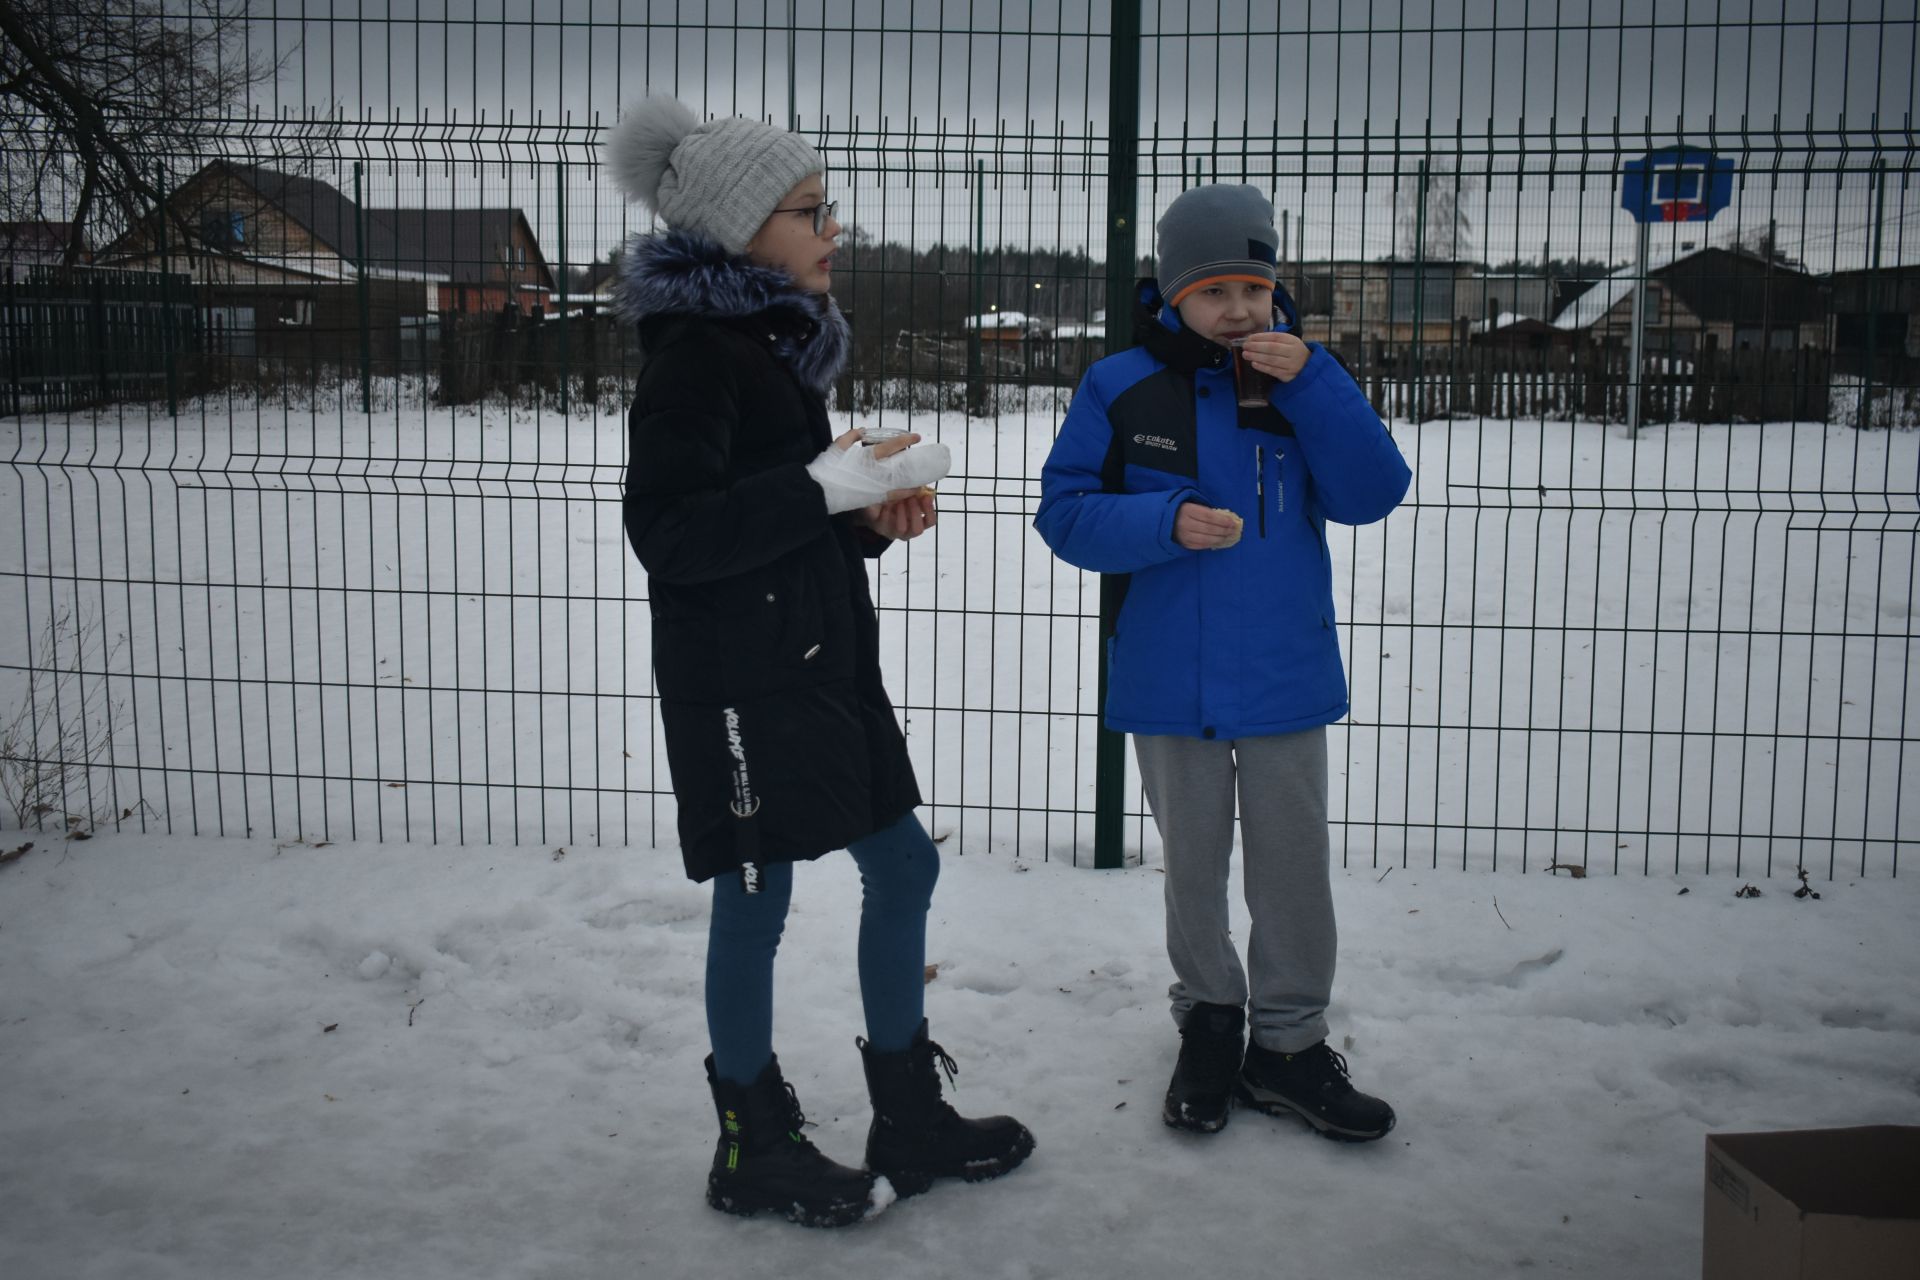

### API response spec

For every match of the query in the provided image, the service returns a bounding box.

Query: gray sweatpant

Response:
[1133,727,1334,1054]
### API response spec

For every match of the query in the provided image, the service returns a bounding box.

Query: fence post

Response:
[1093,0,1142,871]
[1411,157,1428,414]
[2,272,10,417]
[1627,219,1650,434]
[154,168,179,417]
[1859,157,1887,428]
[557,159,569,415]
[968,159,987,417]
[354,162,371,414]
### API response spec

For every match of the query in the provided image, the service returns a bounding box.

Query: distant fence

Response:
[1360,343,1836,425]
[0,273,1861,428]
[434,309,632,407]
[2,267,201,414]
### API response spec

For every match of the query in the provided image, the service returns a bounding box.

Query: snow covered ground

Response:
[3,829,1917,1280]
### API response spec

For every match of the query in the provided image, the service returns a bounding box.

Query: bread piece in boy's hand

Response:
[1213,508,1244,548]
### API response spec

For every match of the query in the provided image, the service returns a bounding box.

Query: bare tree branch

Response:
[0,0,293,263]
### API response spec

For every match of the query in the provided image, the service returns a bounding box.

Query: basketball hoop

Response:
[1619,149,1738,437]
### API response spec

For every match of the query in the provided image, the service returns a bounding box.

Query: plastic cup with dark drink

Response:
[1228,337,1277,407]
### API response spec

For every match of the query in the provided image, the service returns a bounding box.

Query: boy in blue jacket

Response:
[1035,185,1411,1140]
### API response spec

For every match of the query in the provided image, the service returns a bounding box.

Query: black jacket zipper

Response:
[1256,445,1267,538]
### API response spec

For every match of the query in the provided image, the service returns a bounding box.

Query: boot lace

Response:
[1295,1043,1356,1096]
[779,1080,816,1140]
[923,1039,960,1090]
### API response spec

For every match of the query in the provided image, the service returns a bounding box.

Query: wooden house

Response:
[97,162,557,313]
[1552,246,1828,354]
[1289,259,1481,358]
[1826,263,1920,368]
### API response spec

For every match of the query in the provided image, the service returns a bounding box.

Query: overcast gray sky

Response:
[214,1,1917,270]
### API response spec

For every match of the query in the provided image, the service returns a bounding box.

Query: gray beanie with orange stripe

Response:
[1155,184,1280,308]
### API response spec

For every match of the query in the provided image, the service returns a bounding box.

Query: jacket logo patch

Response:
[724,706,760,818]
[1132,433,1180,452]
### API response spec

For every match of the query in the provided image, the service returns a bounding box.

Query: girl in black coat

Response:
[605,96,1032,1228]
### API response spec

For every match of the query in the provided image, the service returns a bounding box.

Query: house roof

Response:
[1552,245,1687,330]
[369,208,556,292]
[115,163,556,293]
[1823,262,1920,312]
[1553,244,1825,331]
[1654,246,1824,325]
[222,163,365,261]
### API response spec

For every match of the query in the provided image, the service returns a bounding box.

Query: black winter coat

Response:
[618,231,922,883]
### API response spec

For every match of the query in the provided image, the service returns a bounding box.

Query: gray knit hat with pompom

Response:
[601,96,824,255]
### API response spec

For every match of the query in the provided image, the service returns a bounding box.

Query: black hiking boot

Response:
[1237,1040,1396,1142]
[858,1019,1035,1198]
[1162,1002,1245,1133]
[705,1054,890,1227]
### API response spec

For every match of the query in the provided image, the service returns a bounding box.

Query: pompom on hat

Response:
[1155,184,1280,308]
[601,95,825,255]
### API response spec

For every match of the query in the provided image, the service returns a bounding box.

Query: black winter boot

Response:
[705,1054,889,1227]
[858,1019,1035,1197]
[1237,1040,1396,1142]
[1162,1001,1245,1133]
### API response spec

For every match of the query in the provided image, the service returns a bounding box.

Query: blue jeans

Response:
[706,811,941,1085]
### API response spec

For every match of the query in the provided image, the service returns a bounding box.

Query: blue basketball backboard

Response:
[1621,149,1736,223]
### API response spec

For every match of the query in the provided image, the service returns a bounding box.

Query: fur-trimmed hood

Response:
[613,228,850,394]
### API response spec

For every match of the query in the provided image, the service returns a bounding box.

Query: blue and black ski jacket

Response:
[1034,282,1411,740]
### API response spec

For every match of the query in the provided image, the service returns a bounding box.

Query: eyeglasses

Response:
[770,199,837,235]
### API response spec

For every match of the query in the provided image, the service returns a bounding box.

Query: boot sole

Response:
[1234,1081,1395,1144]
[872,1129,1037,1199]
[707,1184,882,1228]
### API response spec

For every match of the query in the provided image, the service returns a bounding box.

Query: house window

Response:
[200,211,245,249]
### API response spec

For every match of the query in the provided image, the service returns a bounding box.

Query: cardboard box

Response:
[1703,1126,1920,1279]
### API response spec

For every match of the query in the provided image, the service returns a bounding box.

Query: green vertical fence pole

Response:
[1410,157,1428,421]
[969,159,985,416]
[1094,0,1142,870]
[1859,158,1886,429]
[354,161,371,414]
[3,271,16,417]
[155,168,179,417]
[557,160,569,415]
